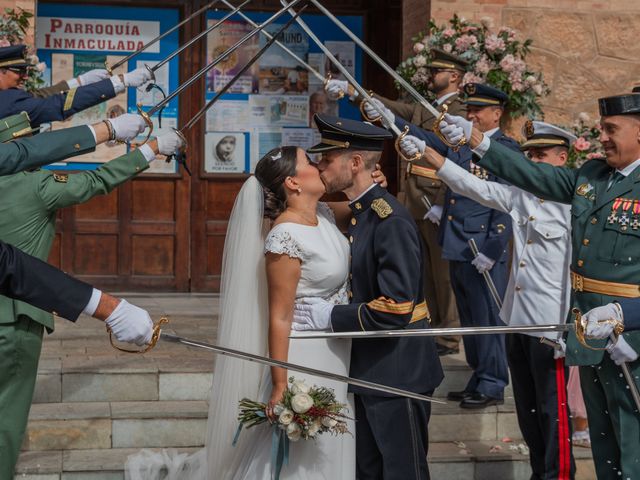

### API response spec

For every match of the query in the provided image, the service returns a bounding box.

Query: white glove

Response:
[438,113,473,144]
[123,67,153,87]
[292,297,334,331]
[105,300,153,346]
[399,134,426,158]
[606,336,639,366]
[423,205,443,225]
[363,98,394,128]
[108,113,146,142]
[325,79,352,101]
[553,338,567,360]
[471,252,496,274]
[77,69,110,86]
[157,131,185,156]
[583,303,624,339]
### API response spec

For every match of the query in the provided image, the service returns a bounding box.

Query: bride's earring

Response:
[297,187,302,194]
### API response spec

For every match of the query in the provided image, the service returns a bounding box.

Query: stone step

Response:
[23,397,522,453]
[16,441,596,480]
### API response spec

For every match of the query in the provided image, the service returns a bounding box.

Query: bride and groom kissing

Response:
[126,114,443,480]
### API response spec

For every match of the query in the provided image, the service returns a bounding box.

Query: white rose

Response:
[273,404,284,416]
[307,418,322,437]
[321,416,338,428]
[290,381,310,395]
[291,393,314,413]
[278,408,294,426]
[413,42,425,54]
[413,56,427,68]
[286,422,302,441]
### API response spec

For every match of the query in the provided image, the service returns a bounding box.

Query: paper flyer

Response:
[204,131,247,173]
[323,41,355,81]
[258,22,309,94]
[250,128,282,172]
[249,94,309,127]
[207,20,259,94]
[205,99,250,132]
[281,127,321,151]
[50,53,127,163]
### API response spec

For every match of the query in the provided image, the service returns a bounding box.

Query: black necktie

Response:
[607,171,625,191]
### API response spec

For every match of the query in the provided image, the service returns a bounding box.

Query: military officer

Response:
[0,111,182,477]
[438,93,640,479]
[292,114,443,480]
[0,44,151,127]
[400,120,578,478]
[326,48,467,355]
[373,83,517,408]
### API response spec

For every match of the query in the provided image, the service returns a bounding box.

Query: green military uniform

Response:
[368,50,467,350]
[471,96,640,478]
[31,80,71,98]
[0,114,149,477]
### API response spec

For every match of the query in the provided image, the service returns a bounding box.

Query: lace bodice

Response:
[264,202,350,305]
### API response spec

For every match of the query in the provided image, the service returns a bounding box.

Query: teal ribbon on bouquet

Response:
[271,428,290,480]
[232,411,290,480]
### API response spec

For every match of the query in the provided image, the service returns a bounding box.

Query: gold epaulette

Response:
[371,198,392,218]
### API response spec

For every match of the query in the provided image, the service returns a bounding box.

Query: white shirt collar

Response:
[436,91,457,105]
[617,158,640,177]
[484,127,500,138]
[350,182,377,204]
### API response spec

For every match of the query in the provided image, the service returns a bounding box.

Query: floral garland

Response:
[397,14,549,120]
[0,7,45,92]
[567,113,605,169]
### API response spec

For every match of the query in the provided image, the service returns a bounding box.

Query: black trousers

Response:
[355,393,432,480]
[507,333,575,480]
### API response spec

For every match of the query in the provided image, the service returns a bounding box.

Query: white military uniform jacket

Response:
[438,159,571,340]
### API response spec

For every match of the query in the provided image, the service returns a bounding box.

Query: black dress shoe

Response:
[459,393,504,409]
[437,344,460,356]
[447,390,473,401]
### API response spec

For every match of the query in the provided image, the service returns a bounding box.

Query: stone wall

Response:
[423,0,640,125]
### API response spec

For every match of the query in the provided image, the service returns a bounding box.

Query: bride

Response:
[127,146,386,479]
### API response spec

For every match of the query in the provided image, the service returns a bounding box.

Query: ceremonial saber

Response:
[106,0,221,74]
[219,0,324,83]
[160,332,445,404]
[281,0,465,151]
[468,238,504,311]
[145,0,251,81]
[279,1,419,163]
[290,323,574,340]
[183,5,307,132]
[136,0,308,144]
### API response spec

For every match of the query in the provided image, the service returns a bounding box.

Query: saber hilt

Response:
[105,0,221,75]
[468,238,503,310]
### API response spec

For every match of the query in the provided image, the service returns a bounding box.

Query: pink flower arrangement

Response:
[567,115,605,168]
[573,137,591,152]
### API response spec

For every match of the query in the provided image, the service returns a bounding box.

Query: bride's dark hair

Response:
[254,146,299,220]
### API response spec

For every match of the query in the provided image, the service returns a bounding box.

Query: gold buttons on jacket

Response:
[515,286,522,291]
[450,199,456,205]
[590,217,598,225]
[527,239,533,245]
[583,239,590,246]
[74,143,81,150]
[529,216,536,221]
[349,235,354,243]
[519,261,526,267]
[447,215,453,221]
[351,218,357,226]
[577,260,584,267]
[348,291,353,299]
[355,202,362,210]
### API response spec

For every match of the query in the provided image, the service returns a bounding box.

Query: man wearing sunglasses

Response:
[325,49,468,357]
[0,45,151,128]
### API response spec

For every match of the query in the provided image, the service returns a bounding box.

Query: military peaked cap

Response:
[464,83,508,107]
[520,120,576,150]
[599,94,640,116]
[308,114,393,154]
[426,49,468,72]
[0,45,33,69]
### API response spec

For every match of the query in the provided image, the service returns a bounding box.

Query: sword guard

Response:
[360,91,383,123]
[144,63,156,83]
[434,104,467,152]
[572,307,623,351]
[105,60,113,76]
[136,103,153,146]
[323,72,344,99]
[166,129,191,176]
[108,316,169,354]
[395,125,422,163]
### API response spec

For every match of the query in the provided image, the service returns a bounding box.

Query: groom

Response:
[293,114,443,479]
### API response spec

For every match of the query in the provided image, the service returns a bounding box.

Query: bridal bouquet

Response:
[237,377,351,441]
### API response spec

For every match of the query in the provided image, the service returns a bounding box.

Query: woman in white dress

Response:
[126,146,384,479]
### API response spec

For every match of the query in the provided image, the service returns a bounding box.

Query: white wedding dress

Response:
[125,181,354,480]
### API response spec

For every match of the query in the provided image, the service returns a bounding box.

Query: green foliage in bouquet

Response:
[0,7,45,92]
[397,14,549,120]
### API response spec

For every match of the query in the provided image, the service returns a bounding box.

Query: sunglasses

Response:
[5,67,29,75]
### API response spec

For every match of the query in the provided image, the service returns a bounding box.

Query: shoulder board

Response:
[371,198,392,219]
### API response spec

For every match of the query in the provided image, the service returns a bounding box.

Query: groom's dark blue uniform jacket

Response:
[330,184,444,395]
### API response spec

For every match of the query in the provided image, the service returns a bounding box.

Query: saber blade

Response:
[160,332,445,404]
[290,324,574,340]
[107,0,221,73]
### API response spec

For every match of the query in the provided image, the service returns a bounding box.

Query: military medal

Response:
[632,200,640,230]
[608,197,623,224]
[620,198,633,231]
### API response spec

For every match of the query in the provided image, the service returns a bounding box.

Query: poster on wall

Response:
[204,132,247,173]
[36,4,180,172]
[207,20,259,94]
[258,22,309,94]
[323,41,355,81]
